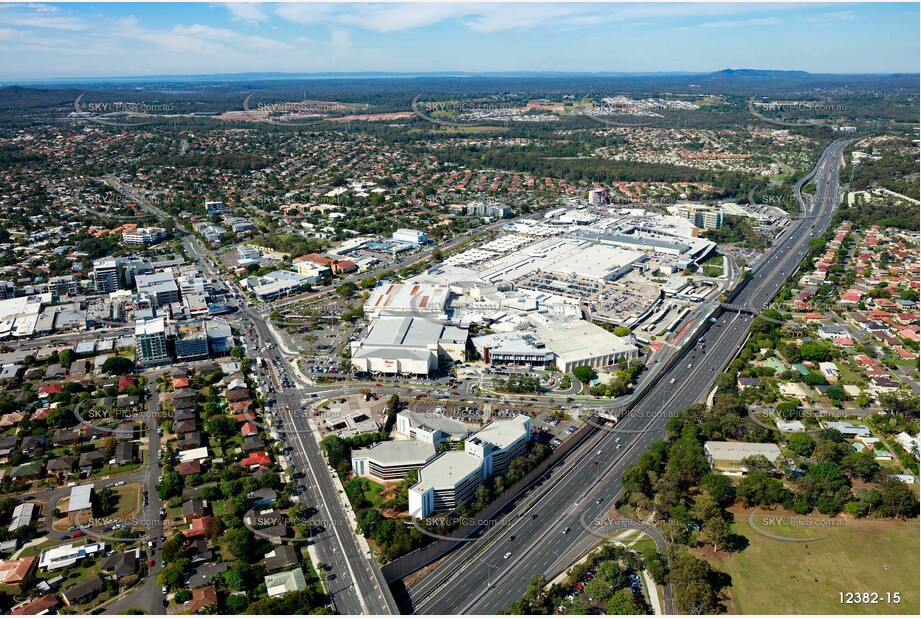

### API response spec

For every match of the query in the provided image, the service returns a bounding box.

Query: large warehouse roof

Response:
[704,441,782,462]
[365,282,450,316]
[537,320,636,360]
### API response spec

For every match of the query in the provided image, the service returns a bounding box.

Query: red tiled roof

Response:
[241,451,271,466]
[172,377,190,389]
[178,460,202,476]
[183,515,215,539]
[10,593,58,615]
[189,585,218,614]
[0,557,37,584]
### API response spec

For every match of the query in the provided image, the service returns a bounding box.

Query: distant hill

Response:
[711,69,812,79]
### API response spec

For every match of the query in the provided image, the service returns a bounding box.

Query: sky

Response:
[0,2,918,81]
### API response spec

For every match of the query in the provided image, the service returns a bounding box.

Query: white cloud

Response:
[110,16,290,55]
[804,11,855,24]
[273,2,796,34]
[0,3,88,30]
[700,17,783,28]
[224,2,269,25]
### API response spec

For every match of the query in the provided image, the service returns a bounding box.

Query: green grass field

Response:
[702,255,725,277]
[701,507,919,615]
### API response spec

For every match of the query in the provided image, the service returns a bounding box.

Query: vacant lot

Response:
[701,506,919,615]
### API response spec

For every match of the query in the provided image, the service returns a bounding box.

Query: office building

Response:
[676,204,724,230]
[350,316,468,376]
[704,441,782,475]
[351,440,437,483]
[392,229,427,245]
[93,259,122,294]
[205,200,227,215]
[135,317,170,366]
[135,272,180,307]
[47,276,78,299]
[122,227,167,246]
[409,415,530,517]
[175,320,209,361]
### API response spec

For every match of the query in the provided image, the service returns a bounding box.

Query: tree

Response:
[879,389,920,418]
[699,516,732,552]
[95,487,119,515]
[222,527,255,562]
[841,450,880,482]
[162,535,185,563]
[572,365,596,384]
[102,356,135,375]
[699,473,733,506]
[223,568,246,591]
[156,471,183,501]
[506,574,552,614]
[584,578,616,603]
[605,589,643,615]
[226,594,249,614]
[690,494,722,524]
[786,433,816,458]
[876,480,920,518]
[736,471,786,507]
[58,349,75,368]
[596,560,629,588]
[320,436,347,470]
[157,558,190,589]
[740,455,775,474]
[336,282,357,298]
[667,546,727,614]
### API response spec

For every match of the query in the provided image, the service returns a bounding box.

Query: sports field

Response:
[700,506,919,615]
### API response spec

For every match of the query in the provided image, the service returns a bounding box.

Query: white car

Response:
[504,552,512,560]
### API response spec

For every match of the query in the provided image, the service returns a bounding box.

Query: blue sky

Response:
[0,2,918,80]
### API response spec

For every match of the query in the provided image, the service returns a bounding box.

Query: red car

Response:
[574,583,584,592]
[70,531,84,538]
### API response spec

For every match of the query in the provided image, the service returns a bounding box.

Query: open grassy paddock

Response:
[700,506,919,615]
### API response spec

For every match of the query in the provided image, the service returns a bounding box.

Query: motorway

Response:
[405,139,851,615]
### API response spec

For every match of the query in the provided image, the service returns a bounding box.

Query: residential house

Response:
[100,550,138,578]
[61,575,103,607]
[189,585,218,614]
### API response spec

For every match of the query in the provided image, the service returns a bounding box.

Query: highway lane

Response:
[412,310,751,615]
[409,140,850,614]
